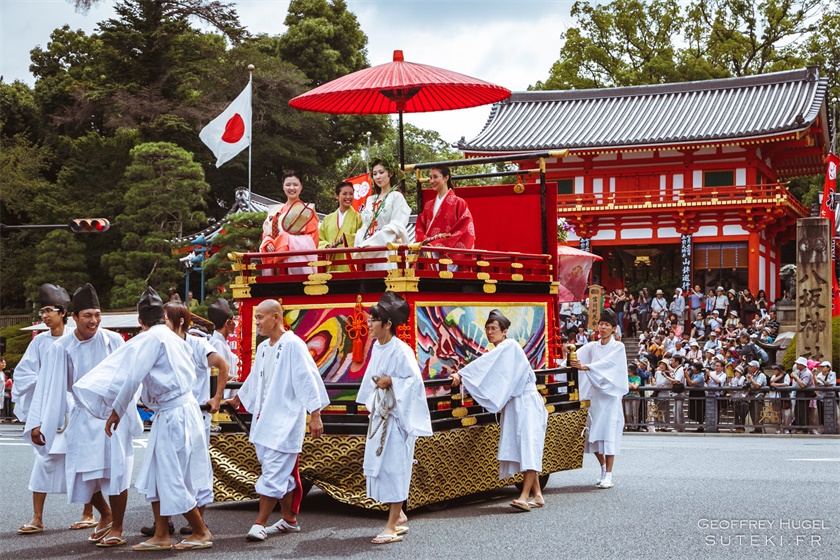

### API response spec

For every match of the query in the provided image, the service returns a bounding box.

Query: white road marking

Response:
[786,458,840,462]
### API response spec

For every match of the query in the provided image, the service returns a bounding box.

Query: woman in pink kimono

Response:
[260,171,319,275]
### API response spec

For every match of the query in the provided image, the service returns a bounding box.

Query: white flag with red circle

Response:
[199,84,251,168]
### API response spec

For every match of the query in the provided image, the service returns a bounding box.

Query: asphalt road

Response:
[0,425,837,560]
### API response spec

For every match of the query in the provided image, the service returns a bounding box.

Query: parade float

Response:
[209,152,598,510]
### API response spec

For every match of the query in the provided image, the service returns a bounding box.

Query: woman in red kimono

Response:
[415,164,475,251]
[260,171,319,275]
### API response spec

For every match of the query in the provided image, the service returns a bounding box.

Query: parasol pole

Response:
[399,109,408,196]
[365,131,371,174]
[247,64,254,196]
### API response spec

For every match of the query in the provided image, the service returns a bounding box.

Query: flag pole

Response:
[248,64,255,196]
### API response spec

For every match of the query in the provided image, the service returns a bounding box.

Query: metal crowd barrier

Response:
[620,386,839,435]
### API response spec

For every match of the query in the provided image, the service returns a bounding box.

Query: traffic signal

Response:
[69,218,110,233]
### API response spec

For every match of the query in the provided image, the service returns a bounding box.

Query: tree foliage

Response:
[23,231,91,302]
[277,0,369,87]
[534,0,826,90]
[100,142,209,306]
[1,0,384,310]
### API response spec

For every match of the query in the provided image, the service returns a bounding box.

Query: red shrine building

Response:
[459,67,831,299]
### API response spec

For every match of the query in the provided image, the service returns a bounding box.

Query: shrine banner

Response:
[818,152,840,316]
[346,173,371,211]
[820,152,839,233]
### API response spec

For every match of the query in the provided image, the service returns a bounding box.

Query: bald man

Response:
[227,300,329,542]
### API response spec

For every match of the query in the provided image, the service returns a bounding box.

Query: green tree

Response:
[0,80,42,141]
[201,211,265,296]
[534,0,825,90]
[277,0,369,87]
[23,231,91,302]
[101,141,209,306]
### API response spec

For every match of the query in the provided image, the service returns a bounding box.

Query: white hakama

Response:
[254,445,297,499]
[237,331,329,498]
[357,337,432,503]
[74,324,209,517]
[24,328,139,504]
[12,332,69,494]
[576,336,628,456]
[457,338,548,479]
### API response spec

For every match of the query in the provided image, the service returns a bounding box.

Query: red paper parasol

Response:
[289,50,511,199]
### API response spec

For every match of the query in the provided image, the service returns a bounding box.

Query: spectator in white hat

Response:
[707,311,722,332]
[669,288,686,324]
[713,287,729,317]
[704,330,722,354]
[815,361,836,433]
[651,289,668,315]
[791,357,818,434]
[686,340,703,362]
[768,365,792,433]
[730,365,749,432]
[744,360,768,433]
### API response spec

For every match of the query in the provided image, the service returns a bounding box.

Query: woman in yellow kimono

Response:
[318,181,363,272]
[260,171,320,275]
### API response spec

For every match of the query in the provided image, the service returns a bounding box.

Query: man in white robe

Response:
[75,287,213,551]
[357,291,432,544]
[14,284,97,534]
[451,309,547,511]
[570,308,627,489]
[227,299,329,542]
[24,284,138,547]
[208,299,239,399]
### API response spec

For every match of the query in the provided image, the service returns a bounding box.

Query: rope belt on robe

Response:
[367,380,397,457]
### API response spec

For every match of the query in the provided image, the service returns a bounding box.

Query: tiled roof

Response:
[458,68,829,156]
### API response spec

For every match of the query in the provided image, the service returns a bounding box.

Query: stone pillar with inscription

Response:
[795,218,832,363]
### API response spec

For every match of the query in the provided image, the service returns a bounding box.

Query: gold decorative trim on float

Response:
[439,271,453,279]
[307,260,332,268]
[210,409,589,509]
[483,279,498,293]
[304,272,332,296]
[511,274,524,281]
[384,267,419,293]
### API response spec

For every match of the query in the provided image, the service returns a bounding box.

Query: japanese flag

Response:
[199,84,251,168]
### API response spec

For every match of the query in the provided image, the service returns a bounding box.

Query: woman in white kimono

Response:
[357,291,432,544]
[451,310,548,512]
[569,308,628,489]
[353,159,411,271]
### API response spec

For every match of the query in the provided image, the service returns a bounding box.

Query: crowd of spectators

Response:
[557,283,836,435]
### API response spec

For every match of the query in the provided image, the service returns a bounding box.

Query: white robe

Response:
[11,331,69,493]
[210,330,238,380]
[576,336,628,456]
[353,191,411,271]
[23,327,137,503]
[457,338,547,478]
[237,330,329,453]
[185,334,217,507]
[73,324,209,516]
[356,337,432,503]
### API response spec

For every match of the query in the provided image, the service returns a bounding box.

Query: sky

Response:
[0,0,575,145]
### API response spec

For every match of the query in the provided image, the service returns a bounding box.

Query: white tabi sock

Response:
[603,472,612,482]
[600,465,607,478]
